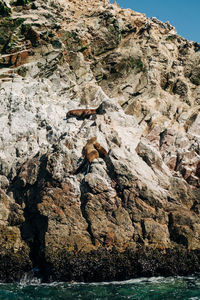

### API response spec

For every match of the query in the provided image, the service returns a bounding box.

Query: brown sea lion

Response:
[82,137,99,163]
[65,102,107,120]
[66,108,97,119]
[73,137,107,174]
[83,137,108,162]
[93,141,108,158]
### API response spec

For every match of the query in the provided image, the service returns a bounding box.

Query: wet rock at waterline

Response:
[0,0,199,282]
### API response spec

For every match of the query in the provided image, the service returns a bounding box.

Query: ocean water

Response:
[1,276,200,300]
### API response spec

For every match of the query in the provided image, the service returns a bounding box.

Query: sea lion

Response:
[66,108,97,119]
[73,137,107,174]
[83,137,108,162]
[65,102,107,120]
[93,141,108,158]
[83,137,99,163]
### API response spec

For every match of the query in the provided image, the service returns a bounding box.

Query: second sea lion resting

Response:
[66,108,97,119]
[66,102,107,120]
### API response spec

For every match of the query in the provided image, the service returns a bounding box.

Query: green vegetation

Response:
[64,31,80,51]
[166,35,176,41]
[191,72,200,85]
[0,17,25,53]
[0,1,11,16]
[117,57,144,75]
[104,56,145,79]
[92,13,121,56]
[50,1,58,8]
[17,65,28,77]
[189,65,200,85]
[128,57,144,73]
[64,31,89,53]
[13,0,31,6]
[107,21,121,45]
[79,45,88,52]
[0,17,24,32]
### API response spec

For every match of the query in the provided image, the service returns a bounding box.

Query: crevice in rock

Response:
[72,158,89,175]
[184,113,198,132]
[168,212,173,232]
[80,179,96,245]
[104,155,119,184]
[121,92,142,108]
[21,211,49,280]
[159,129,167,149]
[168,213,188,247]
[141,219,146,240]
[7,154,53,282]
[174,152,183,171]
[104,155,126,207]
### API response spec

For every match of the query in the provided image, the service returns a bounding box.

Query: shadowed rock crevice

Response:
[104,155,126,203]
[141,219,146,240]
[168,213,189,247]
[80,178,96,246]
[7,154,55,281]
[21,213,48,279]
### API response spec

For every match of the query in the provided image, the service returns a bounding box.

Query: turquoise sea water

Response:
[1,276,200,300]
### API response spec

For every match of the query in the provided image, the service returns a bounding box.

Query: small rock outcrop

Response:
[0,0,199,282]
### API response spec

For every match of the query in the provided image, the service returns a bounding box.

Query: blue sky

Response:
[110,0,200,43]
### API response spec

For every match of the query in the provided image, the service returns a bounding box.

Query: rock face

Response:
[0,0,200,282]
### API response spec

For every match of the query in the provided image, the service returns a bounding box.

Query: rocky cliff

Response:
[0,0,200,282]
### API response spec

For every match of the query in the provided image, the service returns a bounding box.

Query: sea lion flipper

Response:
[93,142,107,157]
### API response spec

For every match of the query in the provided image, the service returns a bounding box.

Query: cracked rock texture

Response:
[0,0,200,282]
